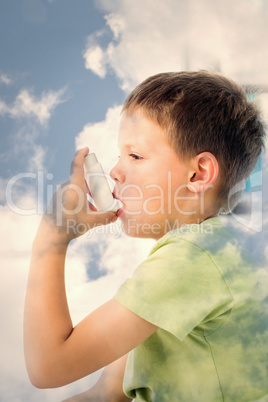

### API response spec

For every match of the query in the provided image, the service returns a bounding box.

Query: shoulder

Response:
[153,217,243,265]
[148,217,229,263]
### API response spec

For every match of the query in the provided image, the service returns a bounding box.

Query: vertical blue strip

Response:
[245,156,262,192]
[245,93,262,193]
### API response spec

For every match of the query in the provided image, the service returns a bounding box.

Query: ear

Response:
[187,152,219,193]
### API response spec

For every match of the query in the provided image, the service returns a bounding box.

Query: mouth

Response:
[116,206,124,217]
[113,193,125,217]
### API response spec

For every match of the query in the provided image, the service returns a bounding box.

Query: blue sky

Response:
[0,0,125,184]
[1,0,268,400]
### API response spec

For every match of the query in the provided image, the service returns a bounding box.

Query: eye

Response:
[129,153,143,160]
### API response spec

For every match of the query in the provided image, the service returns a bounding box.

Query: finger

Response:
[86,210,118,226]
[70,147,89,175]
[70,147,89,187]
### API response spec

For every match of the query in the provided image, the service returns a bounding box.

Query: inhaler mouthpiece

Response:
[84,153,122,212]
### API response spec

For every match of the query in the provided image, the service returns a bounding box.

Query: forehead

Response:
[118,109,167,149]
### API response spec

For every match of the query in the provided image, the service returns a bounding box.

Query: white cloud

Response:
[84,44,107,78]
[105,12,125,41]
[1,125,48,172]
[0,73,12,85]
[0,87,66,126]
[28,144,46,171]
[86,0,268,91]
[0,86,67,172]
[75,105,122,172]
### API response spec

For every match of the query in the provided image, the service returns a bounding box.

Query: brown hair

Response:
[122,71,266,213]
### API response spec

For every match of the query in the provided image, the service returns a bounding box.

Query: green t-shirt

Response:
[114,217,268,401]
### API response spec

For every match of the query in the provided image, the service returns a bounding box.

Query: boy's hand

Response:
[45,147,117,243]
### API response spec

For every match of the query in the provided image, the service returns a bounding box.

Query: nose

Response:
[110,158,125,183]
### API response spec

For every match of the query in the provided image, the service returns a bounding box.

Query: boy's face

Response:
[111,109,193,239]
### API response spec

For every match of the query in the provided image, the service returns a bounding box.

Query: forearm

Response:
[63,355,132,402]
[24,216,73,387]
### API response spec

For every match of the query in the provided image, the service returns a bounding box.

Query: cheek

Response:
[119,168,184,216]
[142,186,165,215]
[121,171,169,214]
[121,184,167,217]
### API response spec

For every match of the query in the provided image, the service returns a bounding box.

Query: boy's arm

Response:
[24,148,157,389]
[63,355,132,402]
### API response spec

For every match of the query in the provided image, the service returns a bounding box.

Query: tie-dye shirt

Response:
[114,217,268,401]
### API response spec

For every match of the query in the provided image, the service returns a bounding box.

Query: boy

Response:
[24,71,268,401]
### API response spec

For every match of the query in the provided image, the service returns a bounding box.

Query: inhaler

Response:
[84,153,122,212]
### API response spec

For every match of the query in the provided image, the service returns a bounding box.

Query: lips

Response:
[113,193,125,217]
[116,206,124,217]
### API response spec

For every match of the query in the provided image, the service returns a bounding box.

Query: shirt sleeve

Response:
[113,236,234,340]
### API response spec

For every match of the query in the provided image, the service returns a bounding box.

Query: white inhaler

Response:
[84,153,122,212]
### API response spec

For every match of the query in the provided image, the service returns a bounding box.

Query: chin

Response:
[121,220,162,240]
